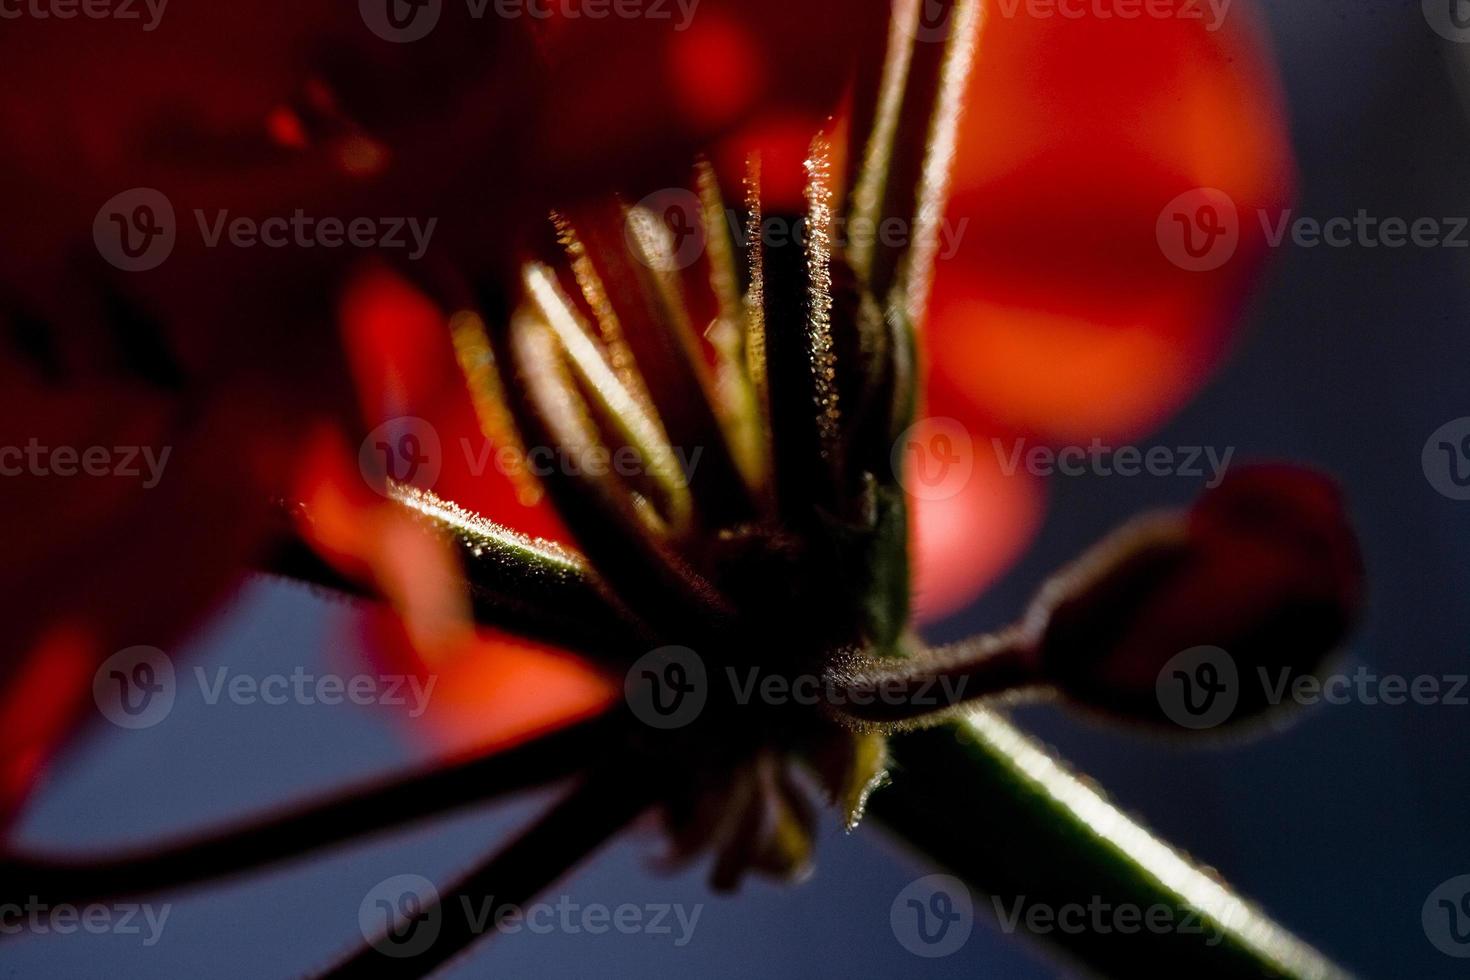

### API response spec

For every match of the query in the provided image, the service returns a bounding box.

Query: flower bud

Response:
[1029,465,1364,727]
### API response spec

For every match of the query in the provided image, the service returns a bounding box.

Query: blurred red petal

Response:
[0,369,299,830]
[338,266,567,541]
[670,13,765,130]
[347,607,614,758]
[906,413,1046,622]
[0,626,95,835]
[929,8,1294,441]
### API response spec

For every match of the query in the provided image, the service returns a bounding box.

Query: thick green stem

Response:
[871,710,1350,979]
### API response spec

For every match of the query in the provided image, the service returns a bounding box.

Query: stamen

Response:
[902,0,982,327]
[523,265,694,535]
[743,155,774,495]
[552,211,657,416]
[449,309,545,508]
[804,135,841,462]
[698,160,771,498]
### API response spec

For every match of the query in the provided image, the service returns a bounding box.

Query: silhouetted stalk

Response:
[0,713,619,909]
[319,770,656,978]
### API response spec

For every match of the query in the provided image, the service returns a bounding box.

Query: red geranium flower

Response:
[1,3,1362,977]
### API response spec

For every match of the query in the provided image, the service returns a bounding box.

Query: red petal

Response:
[0,626,96,834]
[929,9,1294,441]
[904,406,1046,622]
[338,266,567,542]
[349,607,614,758]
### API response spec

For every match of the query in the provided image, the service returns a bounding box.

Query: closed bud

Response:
[1028,465,1364,728]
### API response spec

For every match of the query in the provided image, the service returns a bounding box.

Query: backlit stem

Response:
[873,711,1351,979]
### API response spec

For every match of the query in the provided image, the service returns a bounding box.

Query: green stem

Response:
[273,484,651,661]
[871,710,1350,979]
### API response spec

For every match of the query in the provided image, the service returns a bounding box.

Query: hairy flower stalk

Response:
[0,2,1364,977]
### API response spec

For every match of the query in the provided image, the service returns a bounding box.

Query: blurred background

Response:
[4,0,1470,976]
